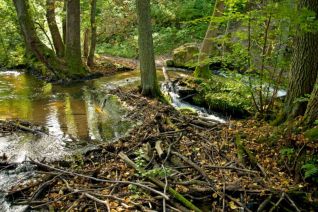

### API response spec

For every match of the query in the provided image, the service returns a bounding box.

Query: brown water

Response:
[0,70,137,141]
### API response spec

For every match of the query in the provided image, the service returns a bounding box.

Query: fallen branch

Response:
[269,192,285,212]
[29,159,169,200]
[171,151,214,186]
[285,193,301,212]
[257,195,272,212]
[118,152,202,212]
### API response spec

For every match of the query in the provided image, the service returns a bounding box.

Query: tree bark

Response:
[194,0,224,78]
[83,28,90,58]
[284,0,318,119]
[87,0,97,67]
[303,78,318,126]
[62,0,66,44]
[12,0,66,78]
[46,0,64,57]
[136,0,160,97]
[65,0,87,77]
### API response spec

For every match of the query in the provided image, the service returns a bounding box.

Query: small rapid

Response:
[161,67,226,123]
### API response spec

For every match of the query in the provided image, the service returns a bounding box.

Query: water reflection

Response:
[0,70,132,142]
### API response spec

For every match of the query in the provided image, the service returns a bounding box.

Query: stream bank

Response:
[0,68,317,211]
[1,87,316,211]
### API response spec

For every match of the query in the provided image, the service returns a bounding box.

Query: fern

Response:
[301,163,318,179]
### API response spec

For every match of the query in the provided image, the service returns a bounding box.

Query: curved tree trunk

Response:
[65,0,87,77]
[136,0,160,97]
[194,0,224,78]
[284,0,318,119]
[303,78,318,126]
[13,0,66,78]
[46,0,64,57]
[87,0,97,67]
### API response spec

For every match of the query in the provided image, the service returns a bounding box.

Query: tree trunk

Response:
[194,0,224,78]
[46,0,64,57]
[83,28,90,58]
[136,0,160,97]
[303,78,318,126]
[284,0,318,119]
[65,0,87,77]
[12,0,66,78]
[87,0,97,67]
[62,0,66,44]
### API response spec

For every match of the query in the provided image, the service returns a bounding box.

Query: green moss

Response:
[178,107,197,115]
[185,75,251,117]
[304,127,318,141]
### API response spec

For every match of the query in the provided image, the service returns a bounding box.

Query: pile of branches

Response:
[4,89,314,211]
[0,120,47,136]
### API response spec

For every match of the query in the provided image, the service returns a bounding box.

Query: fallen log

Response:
[118,152,202,212]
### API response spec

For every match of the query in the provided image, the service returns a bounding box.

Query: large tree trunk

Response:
[284,0,318,119]
[303,78,318,126]
[136,0,160,97]
[194,0,224,78]
[46,0,64,57]
[13,0,66,78]
[65,0,87,77]
[87,0,97,67]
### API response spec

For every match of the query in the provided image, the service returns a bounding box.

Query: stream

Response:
[0,69,225,211]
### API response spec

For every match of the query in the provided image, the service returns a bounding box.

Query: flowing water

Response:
[0,69,225,211]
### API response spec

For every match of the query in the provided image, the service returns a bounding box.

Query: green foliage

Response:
[96,0,212,57]
[143,167,172,178]
[293,94,311,104]
[301,163,318,181]
[280,147,295,161]
[0,1,25,68]
[304,127,318,141]
[134,149,148,169]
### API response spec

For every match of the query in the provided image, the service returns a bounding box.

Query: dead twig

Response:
[171,151,214,186]
[285,193,301,212]
[269,192,285,212]
[29,159,169,200]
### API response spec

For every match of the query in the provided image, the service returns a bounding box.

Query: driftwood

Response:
[118,152,202,212]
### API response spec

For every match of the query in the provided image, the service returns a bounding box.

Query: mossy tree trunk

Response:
[194,0,224,78]
[284,0,318,119]
[46,0,64,57]
[87,0,97,67]
[13,0,67,77]
[136,0,160,97]
[303,78,318,126]
[65,0,87,77]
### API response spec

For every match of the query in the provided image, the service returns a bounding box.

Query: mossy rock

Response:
[182,76,251,118]
[178,107,197,115]
[172,43,199,68]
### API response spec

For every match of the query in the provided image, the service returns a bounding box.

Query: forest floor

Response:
[2,87,317,212]
[89,54,170,75]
